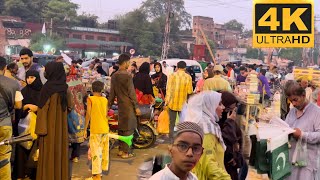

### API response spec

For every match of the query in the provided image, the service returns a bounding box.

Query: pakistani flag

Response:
[255,139,269,174]
[268,133,291,180]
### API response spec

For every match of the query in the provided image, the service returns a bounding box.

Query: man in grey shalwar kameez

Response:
[285,81,320,180]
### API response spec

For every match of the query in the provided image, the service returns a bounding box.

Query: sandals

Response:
[117,151,124,156]
[121,153,135,159]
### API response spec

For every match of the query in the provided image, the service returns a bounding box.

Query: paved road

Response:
[71,139,169,180]
[70,139,269,180]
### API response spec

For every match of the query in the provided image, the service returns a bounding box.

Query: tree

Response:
[118,9,162,56]
[224,19,244,33]
[43,0,78,27]
[242,29,253,38]
[168,42,189,59]
[206,39,216,61]
[30,33,65,53]
[76,13,98,28]
[3,0,50,22]
[4,0,36,22]
[0,0,5,14]
[141,0,191,28]
[118,0,192,57]
[246,47,259,59]
[278,48,303,66]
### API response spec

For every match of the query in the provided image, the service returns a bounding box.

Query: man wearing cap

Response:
[203,65,232,92]
[149,122,204,180]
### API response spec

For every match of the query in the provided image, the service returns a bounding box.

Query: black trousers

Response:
[70,143,81,159]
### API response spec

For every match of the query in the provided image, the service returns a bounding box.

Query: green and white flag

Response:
[268,133,291,180]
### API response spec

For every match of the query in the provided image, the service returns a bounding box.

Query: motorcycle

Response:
[108,101,164,149]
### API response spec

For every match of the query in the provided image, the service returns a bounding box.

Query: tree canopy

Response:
[224,19,244,33]
[30,32,65,53]
[117,0,192,57]
[76,13,99,28]
[43,0,78,27]
[278,48,303,65]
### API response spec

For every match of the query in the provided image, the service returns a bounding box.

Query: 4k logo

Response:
[253,0,314,48]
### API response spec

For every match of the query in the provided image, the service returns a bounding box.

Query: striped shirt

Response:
[166,70,193,111]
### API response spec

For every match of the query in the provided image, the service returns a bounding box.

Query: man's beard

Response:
[294,101,307,111]
[23,62,31,68]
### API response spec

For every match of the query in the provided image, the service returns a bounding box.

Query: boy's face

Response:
[169,132,203,173]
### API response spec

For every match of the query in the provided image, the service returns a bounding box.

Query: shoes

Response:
[121,153,136,159]
[117,151,124,156]
[72,157,79,163]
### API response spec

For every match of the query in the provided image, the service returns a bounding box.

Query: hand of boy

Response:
[135,108,141,116]
[84,131,88,139]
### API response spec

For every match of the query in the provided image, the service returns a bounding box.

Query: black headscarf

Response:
[38,62,68,111]
[154,62,162,74]
[139,62,150,74]
[21,70,43,105]
[97,65,107,76]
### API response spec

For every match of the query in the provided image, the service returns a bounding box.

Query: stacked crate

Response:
[246,73,260,104]
[293,67,320,86]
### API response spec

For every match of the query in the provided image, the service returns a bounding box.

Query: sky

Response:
[71,0,320,30]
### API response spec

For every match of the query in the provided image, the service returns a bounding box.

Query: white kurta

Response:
[285,103,320,180]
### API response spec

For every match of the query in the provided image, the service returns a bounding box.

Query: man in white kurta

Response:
[284,81,320,180]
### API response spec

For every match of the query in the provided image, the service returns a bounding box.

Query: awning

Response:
[7,39,30,47]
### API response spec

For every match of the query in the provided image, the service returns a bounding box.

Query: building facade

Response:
[58,26,131,58]
[0,16,32,56]
[192,16,241,49]
[192,16,215,44]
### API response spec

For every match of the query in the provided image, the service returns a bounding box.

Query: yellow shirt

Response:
[165,70,193,111]
[88,96,109,134]
[203,75,232,92]
[192,134,231,180]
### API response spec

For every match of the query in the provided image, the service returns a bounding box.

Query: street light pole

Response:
[161,0,172,60]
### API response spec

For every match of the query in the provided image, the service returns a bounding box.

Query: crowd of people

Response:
[0,47,320,180]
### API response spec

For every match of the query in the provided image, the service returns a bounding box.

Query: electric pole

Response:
[161,0,172,60]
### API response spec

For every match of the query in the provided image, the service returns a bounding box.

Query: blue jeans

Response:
[0,126,12,180]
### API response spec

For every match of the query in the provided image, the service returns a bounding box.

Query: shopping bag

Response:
[292,137,308,167]
[67,109,85,143]
[153,86,159,97]
[157,109,169,134]
[18,112,37,149]
[175,112,180,126]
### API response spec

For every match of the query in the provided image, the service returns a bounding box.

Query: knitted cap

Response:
[174,122,204,143]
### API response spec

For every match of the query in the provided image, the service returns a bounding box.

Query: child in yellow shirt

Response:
[84,81,109,180]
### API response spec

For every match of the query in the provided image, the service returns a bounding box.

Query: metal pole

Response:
[161,0,171,60]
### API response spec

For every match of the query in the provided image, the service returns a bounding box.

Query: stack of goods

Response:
[293,67,320,86]
[246,73,260,104]
[234,83,249,101]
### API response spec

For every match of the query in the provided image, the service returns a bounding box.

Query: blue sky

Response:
[71,0,320,30]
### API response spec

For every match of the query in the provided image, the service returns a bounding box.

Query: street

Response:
[71,139,270,180]
[71,139,169,180]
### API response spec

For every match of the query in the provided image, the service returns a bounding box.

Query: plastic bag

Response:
[157,108,169,134]
[18,112,37,149]
[292,137,308,167]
